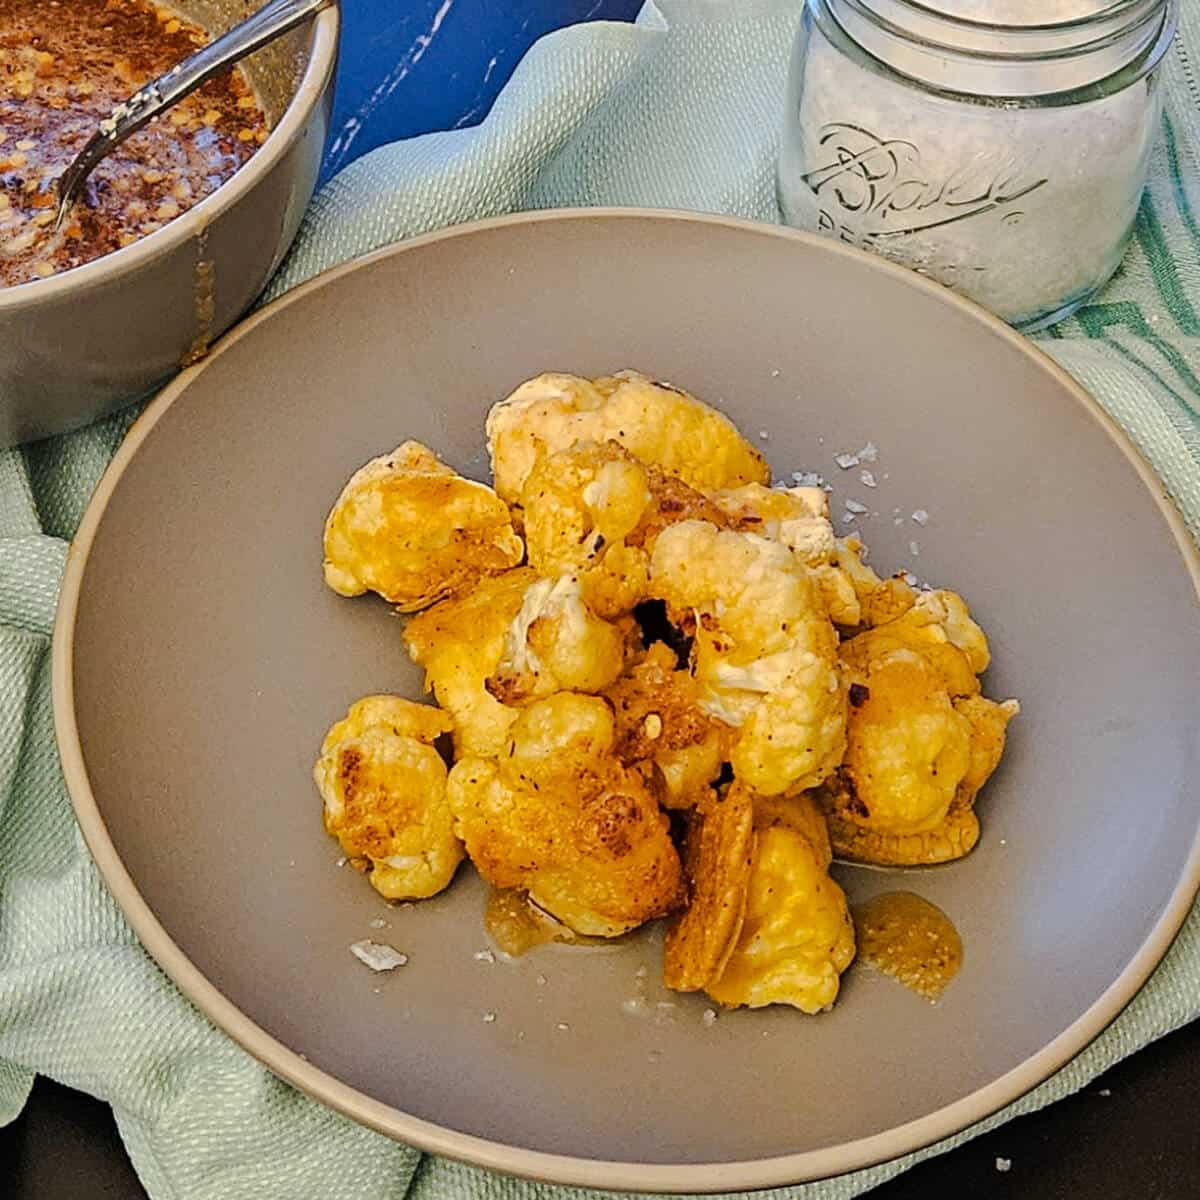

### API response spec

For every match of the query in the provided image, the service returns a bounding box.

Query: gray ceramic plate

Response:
[53,210,1200,1193]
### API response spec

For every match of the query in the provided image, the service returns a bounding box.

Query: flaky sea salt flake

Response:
[860,470,876,488]
[349,940,408,972]
[911,509,930,525]
[858,441,878,463]
[473,948,496,964]
[791,470,826,487]
[834,451,860,469]
[845,498,869,514]
[995,1157,1012,1173]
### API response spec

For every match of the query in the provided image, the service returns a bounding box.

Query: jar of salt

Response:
[778,0,1178,329]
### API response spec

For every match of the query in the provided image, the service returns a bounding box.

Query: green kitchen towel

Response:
[3,2,1200,1197]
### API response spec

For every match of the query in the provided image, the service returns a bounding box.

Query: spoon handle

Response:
[55,0,335,228]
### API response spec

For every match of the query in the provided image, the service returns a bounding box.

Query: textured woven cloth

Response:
[3,2,1200,1197]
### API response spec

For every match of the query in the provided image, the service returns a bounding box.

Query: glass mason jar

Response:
[778,0,1178,330]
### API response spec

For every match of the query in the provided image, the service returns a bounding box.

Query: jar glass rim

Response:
[812,0,1177,102]
[889,0,1156,36]
[839,0,1166,65]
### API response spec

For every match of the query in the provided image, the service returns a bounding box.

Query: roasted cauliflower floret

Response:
[832,535,918,629]
[649,520,846,796]
[314,695,463,899]
[706,795,856,1013]
[817,592,1019,865]
[403,568,534,758]
[447,694,684,936]
[519,441,730,619]
[711,483,836,564]
[521,441,652,577]
[663,782,755,991]
[487,369,769,504]
[323,441,524,611]
[712,483,861,625]
[605,641,731,809]
[487,574,630,705]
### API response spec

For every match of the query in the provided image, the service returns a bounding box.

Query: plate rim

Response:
[51,206,1200,1193]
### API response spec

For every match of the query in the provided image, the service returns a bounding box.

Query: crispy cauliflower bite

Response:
[605,641,731,810]
[519,441,731,619]
[446,693,684,937]
[486,370,769,505]
[818,591,1019,866]
[832,535,919,629]
[712,483,862,625]
[649,520,847,796]
[314,696,463,900]
[323,440,523,612]
[403,568,535,759]
[487,574,632,705]
[706,795,855,1013]
[663,782,756,991]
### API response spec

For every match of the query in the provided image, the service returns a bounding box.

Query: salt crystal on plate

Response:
[858,442,878,463]
[556,1022,570,1031]
[791,470,825,487]
[834,452,859,469]
[473,948,496,964]
[368,917,387,930]
[841,511,857,524]
[911,509,930,525]
[482,1011,497,1023]
[909,541,921,557]
[860,470,876,488]
[702,1009,718,1027]
[845,498,868,514]
[995,1157,1012,1173]
[759,430,770,441]
[349,940,408,972]
[536,973,548,986]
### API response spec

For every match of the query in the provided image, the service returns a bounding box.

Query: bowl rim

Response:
[50,207,1200,1194]
[0,1,340,309]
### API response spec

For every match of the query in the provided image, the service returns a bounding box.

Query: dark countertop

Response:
[5,2,1198,1196]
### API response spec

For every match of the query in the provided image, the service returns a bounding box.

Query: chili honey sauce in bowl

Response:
[0,0,338,447]
[53,212,1200,1191]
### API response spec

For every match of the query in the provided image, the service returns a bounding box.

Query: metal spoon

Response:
[53,0,334,231]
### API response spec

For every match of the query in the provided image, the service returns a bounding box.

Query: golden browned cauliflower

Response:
[446,693,684,936]
[831,535,919,629]
[403,568,535,758]
[706,794,856,1013]
[314,695,463,900]
[817,591,1019,865]
[487,574,631,705]
[649,520,846,796]
[323,441,523,611]
[605,641,732,809]
[663,782,755,991]
[519,441,730,619]
[712,483,862,625]
[486,370,769,504]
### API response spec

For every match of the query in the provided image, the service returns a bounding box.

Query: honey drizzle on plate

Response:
[853,891,963,1001]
